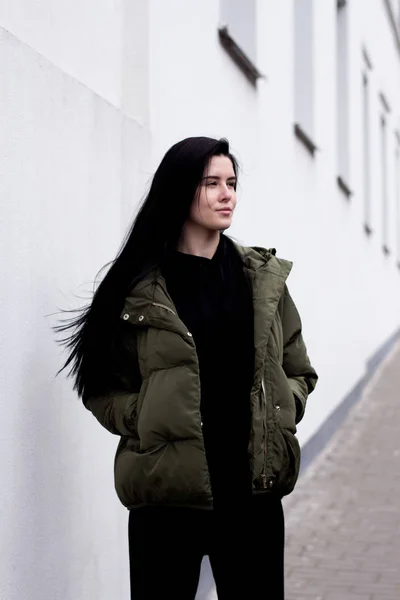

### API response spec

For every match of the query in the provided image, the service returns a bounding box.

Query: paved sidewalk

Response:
[283,342,400,600]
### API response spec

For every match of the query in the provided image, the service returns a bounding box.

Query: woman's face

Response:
[188,155,237,232]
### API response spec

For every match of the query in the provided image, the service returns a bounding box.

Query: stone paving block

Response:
[324,593,371,600]
[351,583,400,595]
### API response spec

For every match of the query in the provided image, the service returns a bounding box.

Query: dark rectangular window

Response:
[362,72,372,234]
[219,0,261,85]
[220,0,256,63]
[381,114,389,255]
[396,134,400,267]
[337,0,351,195]
[294,0,316,154]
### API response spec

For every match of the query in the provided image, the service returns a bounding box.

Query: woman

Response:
[59,137,317,599]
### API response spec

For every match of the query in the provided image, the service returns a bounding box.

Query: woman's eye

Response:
[207,181,217,187]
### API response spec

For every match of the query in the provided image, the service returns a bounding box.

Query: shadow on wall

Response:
[7,292,131,599]
[10,311,74,599]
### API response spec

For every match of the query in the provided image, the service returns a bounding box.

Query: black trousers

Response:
[128,495,285,599]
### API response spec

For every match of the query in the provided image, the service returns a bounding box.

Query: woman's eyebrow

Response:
[202,175,237,181]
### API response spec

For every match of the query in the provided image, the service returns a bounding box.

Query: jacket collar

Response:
[120,244,293,329]
[235,243,292,279]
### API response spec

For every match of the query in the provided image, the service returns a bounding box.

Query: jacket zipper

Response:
[261,378,268,489]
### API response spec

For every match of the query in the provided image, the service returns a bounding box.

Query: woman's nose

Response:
[220,186,233,201]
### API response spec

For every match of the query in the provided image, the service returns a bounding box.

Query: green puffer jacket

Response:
[85,245,318,509]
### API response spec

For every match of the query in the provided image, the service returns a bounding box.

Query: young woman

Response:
[59,137,317,599]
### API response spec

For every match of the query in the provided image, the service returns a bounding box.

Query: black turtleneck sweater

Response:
[162,236,254,504]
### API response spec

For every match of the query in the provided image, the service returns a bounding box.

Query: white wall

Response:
[2,1,400,599]
[0,0,122,108]
[148,0,400,446]
[0,0,150,124]
[0,8,151,599]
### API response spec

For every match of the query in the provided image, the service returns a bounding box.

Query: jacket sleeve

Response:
[85,391,139,436]
[83,321,142,436]
[281,285,318,424]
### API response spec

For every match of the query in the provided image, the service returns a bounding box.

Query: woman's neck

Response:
[177,224,221,259]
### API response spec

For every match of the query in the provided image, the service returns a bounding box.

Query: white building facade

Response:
[1,1,400,598]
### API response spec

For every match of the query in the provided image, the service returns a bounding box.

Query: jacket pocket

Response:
[271,426,301,497]
[271,357,297,434]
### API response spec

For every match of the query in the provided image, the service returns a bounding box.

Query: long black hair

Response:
[57,136,238,399]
